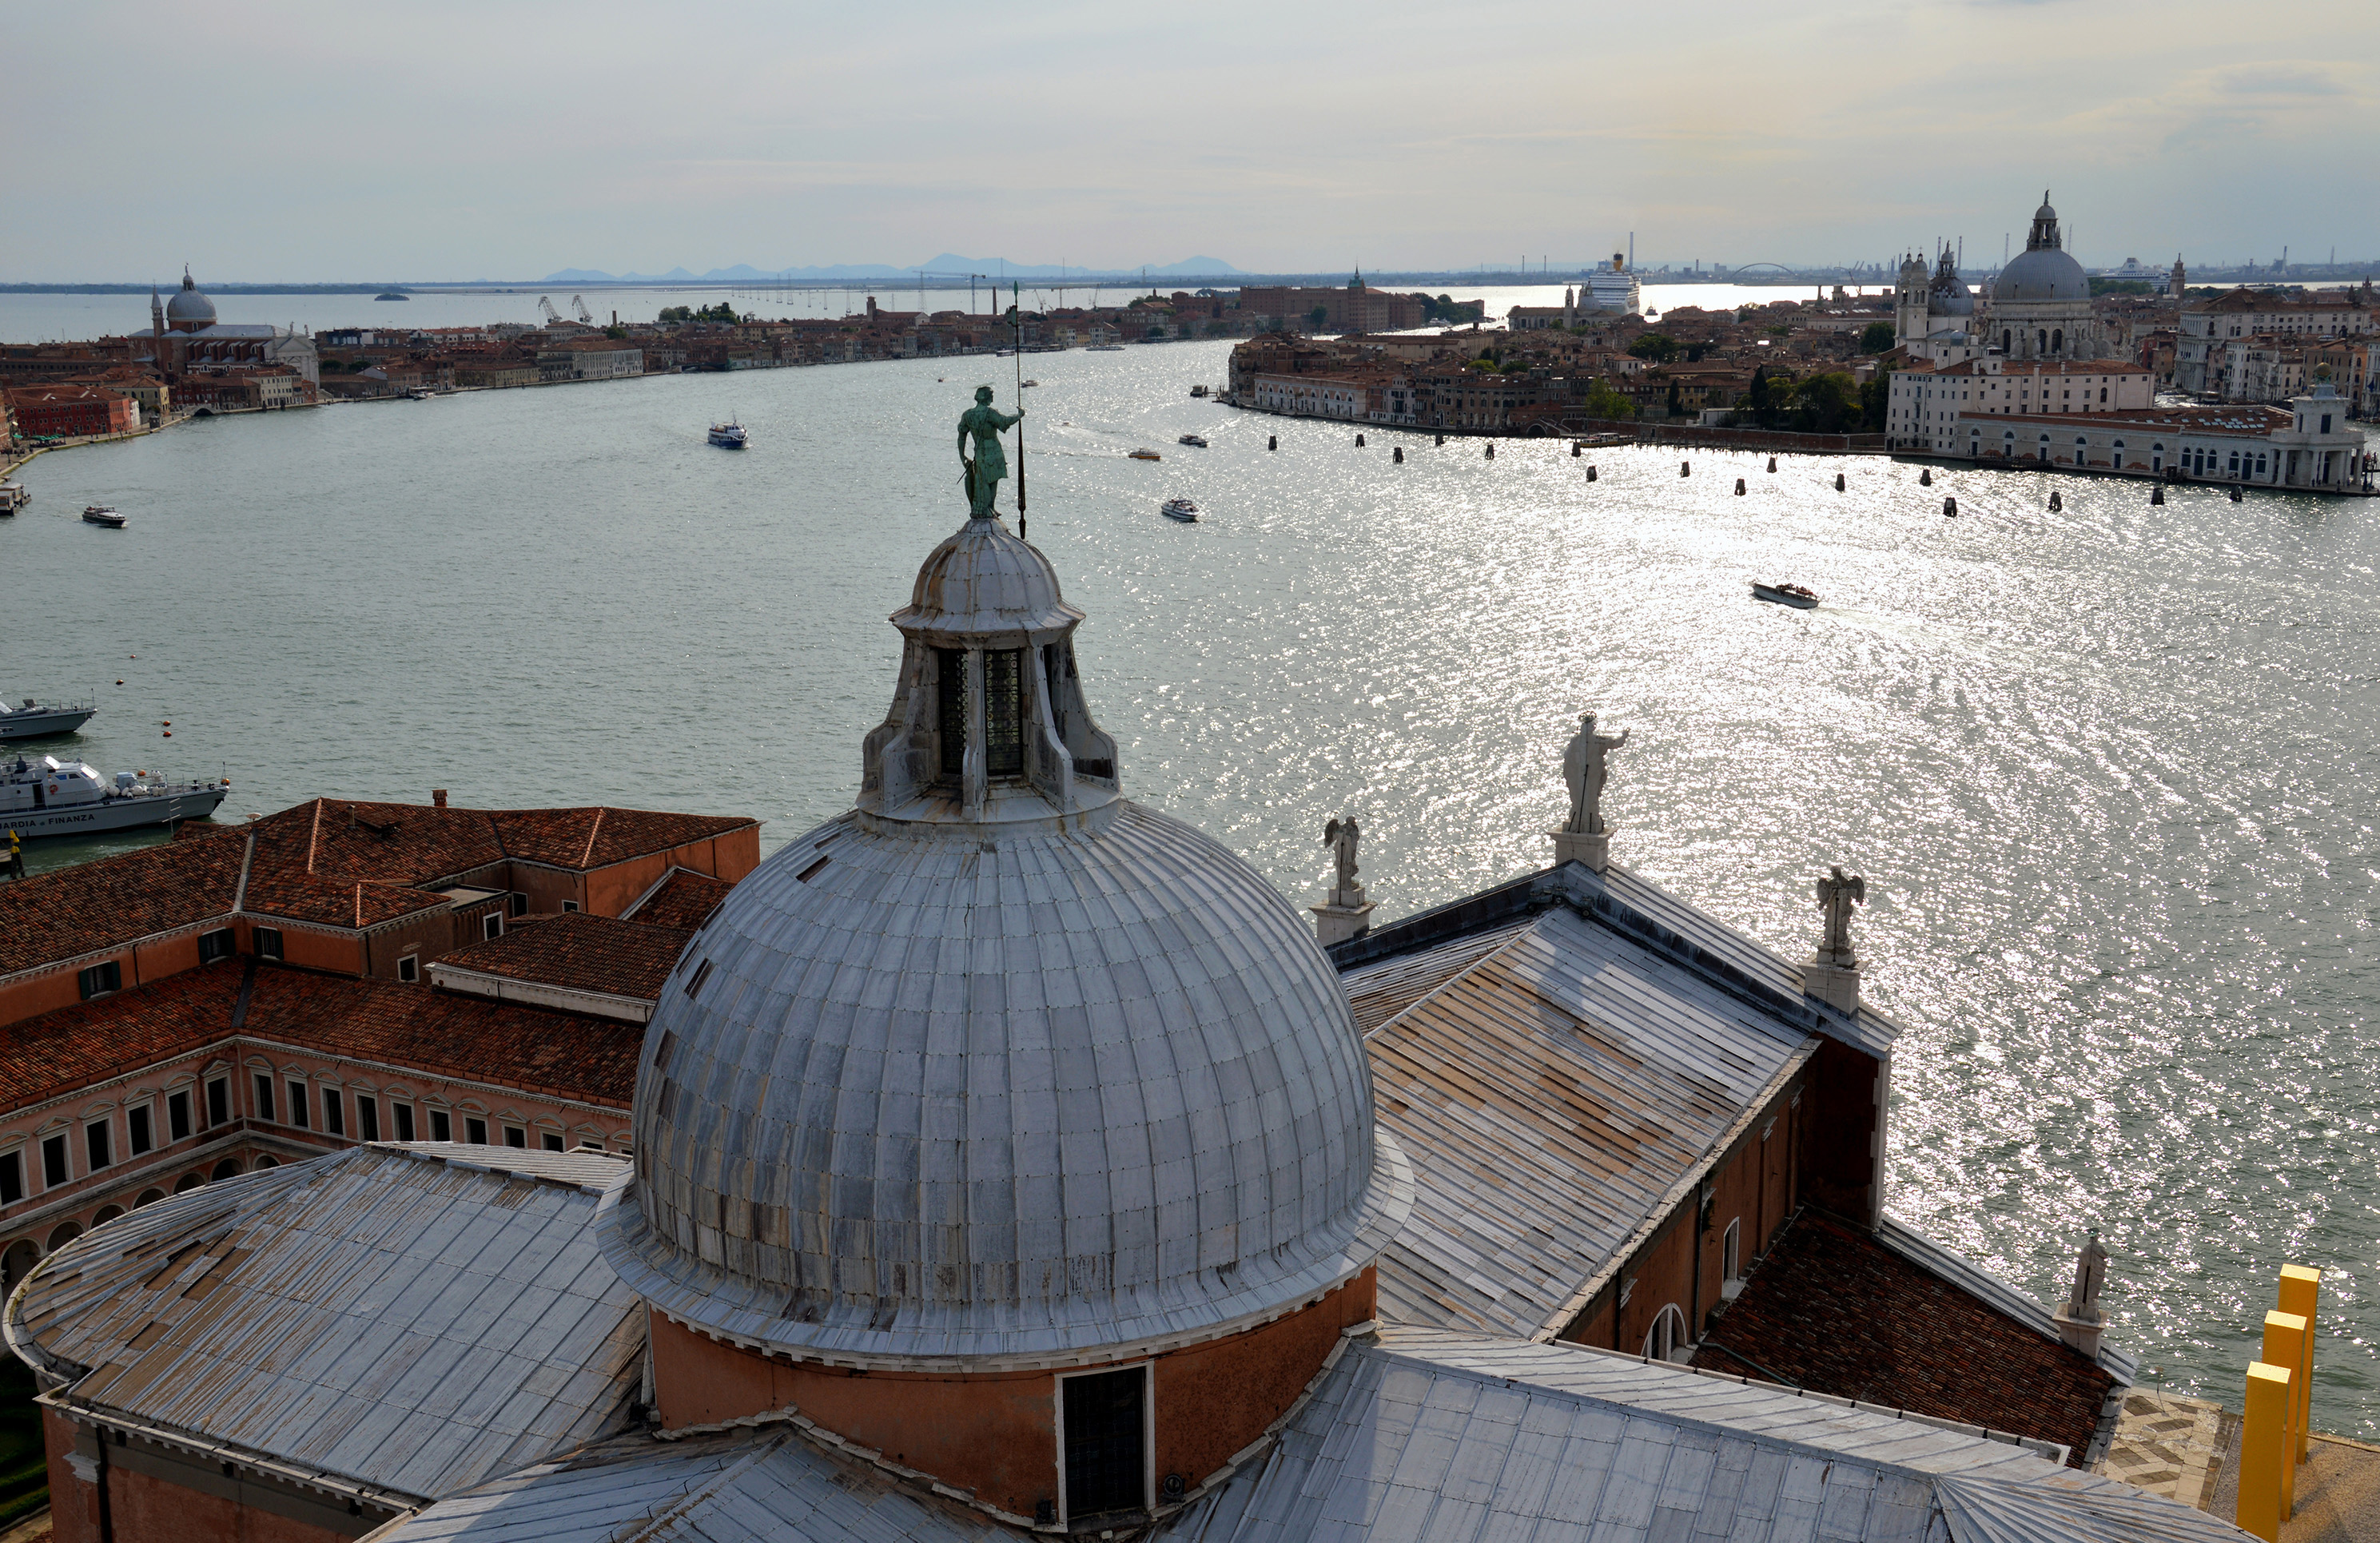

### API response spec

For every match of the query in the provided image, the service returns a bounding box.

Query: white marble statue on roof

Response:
[1323,813,1363,905]
[1816,865,1866,966]
[602,398,1413,1370]
[1561,711,1628,835]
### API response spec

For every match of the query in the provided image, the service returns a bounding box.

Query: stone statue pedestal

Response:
[2051,1303,2105,1360]
[1313,888,1375,947]
[1550,829,1612,873]
[1803,956,1861,1012]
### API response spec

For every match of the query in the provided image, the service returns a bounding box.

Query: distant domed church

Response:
[1981,195,2111,361]
[138,266,320,384]
[1892,244,1980,360]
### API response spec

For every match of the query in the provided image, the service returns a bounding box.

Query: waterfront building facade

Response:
[2173,286,2377,396]
[1953,384,2366,486]
[141,269,321,387]
[1,384,138,439]
[1887,358,2155,454]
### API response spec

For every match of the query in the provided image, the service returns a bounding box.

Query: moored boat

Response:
[1751,582,1819,609]
[1177,434,1208,448]
[0,698,96,741]
[82,506,126,528]
[0,755,230,837]
[0,483,26,515]
[1190,384,1208,397]
[708,420,748,449]
[1161,498,1200,523]
[1128,447,1162,461]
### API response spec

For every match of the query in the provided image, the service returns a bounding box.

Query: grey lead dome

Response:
[602,512,1411,1366]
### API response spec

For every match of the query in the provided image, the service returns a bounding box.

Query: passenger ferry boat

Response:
[0,755,230,837]
[0,698,96,742]
[1751,582,1819,609]
[0,483,26,515]
[708,420,748,449]
[82,506,126,528]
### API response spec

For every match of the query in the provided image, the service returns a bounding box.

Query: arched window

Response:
[1643,1303,1689,1361]
[2052,328,2064,354]
[210,1158,243,1181]
[46,1221,82,1252]
[2151,442,2165,472]
[1,1240,38,1290]
[90,1205,124,1227]
[174,1172,205,1192]
[2002,329,2012,352]
[2037,329,2048,354]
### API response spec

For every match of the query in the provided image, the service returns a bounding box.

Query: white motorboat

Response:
[1176,434,1208,448]
[1751,582,1819,609]
[1087,344,1125,352]
[0,698,96,742]
[1161,498,1200,523]
[0,755,230,838]
[404,388,436,401]
[82,506,125,528]
[708,420,748,448]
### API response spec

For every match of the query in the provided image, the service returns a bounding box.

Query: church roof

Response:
[6,1145,643,1509]
[370,1328,2243,1543]
[164,268,215,324]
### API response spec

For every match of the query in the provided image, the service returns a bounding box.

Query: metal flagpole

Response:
[1013,282,1027,539]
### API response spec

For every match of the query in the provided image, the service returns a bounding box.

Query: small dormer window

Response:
[983,649,1025,777]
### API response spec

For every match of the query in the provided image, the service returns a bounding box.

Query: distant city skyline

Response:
[6,0,2375,281]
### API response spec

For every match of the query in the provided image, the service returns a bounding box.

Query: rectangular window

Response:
[288,1080,309,1129]
[579,1139,605,1151]
[936,647,968,774]
[169,1091,192,1142]
[1723,1218,1743,1284]
[509,892,528,917]
[206,1077,229,1127]
[1062,1366,1147,1520]
[324,1089,344,1137]
[395,1103,416,1142]
[129,1104,153,1156]
[41,1137,68,1189]
[254,1074,276,1123]
[78,960,121,1000]
[85,1120,110,1171]
[482,913,503,942]
[197,928,236,964]
[542,1132,565,1151]
[503,1126,526,1148]
[397,955,419,983]
[429,1109,451,1142]
[0,1152,19,1206]
[983,648,1025,777]
[253,927,284,960]
[357,1096,380,1142]
[560,899,580,913]
[465,1117,488,1145]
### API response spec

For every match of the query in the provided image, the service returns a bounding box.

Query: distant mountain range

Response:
[539,256,1244,284]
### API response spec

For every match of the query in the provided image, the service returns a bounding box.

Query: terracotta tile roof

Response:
[621,867,734,930]
[487,806,755,869]
[0,832,244,978]
[0,960,640,1111]
[1690,1209,2114,1463]
[434,913,691,1002]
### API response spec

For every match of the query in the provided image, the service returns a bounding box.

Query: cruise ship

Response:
[1583,252,1642,316]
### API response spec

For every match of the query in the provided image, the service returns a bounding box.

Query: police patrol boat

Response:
[0,698,96,741]
[0,756,230,837]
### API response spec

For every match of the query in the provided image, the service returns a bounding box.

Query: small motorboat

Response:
[404,388,436,401]
[1161,498,1200,523]
[0,697,96,740]
[1128,448,1162,462]
[1021,379,1040,388]
[1087,344,1125,352]
[1752,583,1818,609]
[82,505,126,528]
[1177,434,1208,448]
[0,483,26,514]
[708,421,748,449]
[1190,385,1208,398]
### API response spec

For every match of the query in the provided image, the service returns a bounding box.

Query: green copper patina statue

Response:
[957,386,1024,519]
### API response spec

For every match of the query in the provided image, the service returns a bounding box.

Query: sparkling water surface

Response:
[6,336,2377,1437]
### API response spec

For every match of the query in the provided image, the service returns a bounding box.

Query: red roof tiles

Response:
[434,912,691,1002]
[0,833,243,977]
[1690,1209,2114,1463]
[0,960,640,1112]
[622,867,734,931]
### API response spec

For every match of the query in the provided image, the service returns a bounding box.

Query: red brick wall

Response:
[45,1409,362,1543]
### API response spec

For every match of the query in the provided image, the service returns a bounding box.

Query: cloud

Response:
[2214,63,2351,97]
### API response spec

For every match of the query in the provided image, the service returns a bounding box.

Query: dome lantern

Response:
[859,511,1121,825]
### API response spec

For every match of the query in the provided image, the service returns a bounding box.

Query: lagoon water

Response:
[6,331,2380,1437]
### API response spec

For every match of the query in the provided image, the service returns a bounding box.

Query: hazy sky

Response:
[6,0,2374,280]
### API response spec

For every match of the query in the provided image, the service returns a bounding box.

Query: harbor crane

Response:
[538,296,563,324]
[571,295,595,324]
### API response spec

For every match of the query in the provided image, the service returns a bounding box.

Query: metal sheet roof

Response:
[368,1329,2242,1543]
[1159,1329,2249,1543]
[609,797,1412,1367]
[363,1427,1016,1543]
[8,1144,643,1506]
[1363,907,1813,1339]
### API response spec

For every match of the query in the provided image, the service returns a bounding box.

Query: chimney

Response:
[432,789,448,809]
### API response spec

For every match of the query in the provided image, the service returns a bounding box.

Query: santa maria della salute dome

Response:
[603,510,1413,1365]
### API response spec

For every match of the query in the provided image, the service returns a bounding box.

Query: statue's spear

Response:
[1013,281,1027,539]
